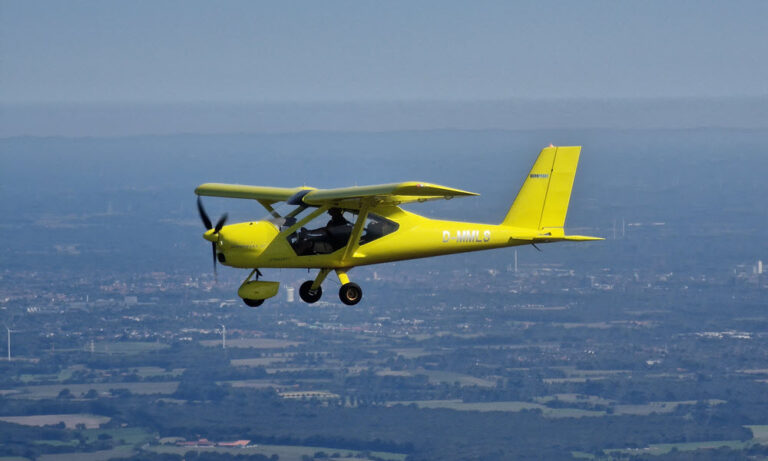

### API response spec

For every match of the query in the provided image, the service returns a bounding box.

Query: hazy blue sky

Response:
[2,0,766,103]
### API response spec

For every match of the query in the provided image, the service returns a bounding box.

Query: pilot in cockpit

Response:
[326,208,350,227]
[326,208,352,250]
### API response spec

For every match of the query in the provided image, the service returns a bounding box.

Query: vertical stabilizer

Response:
[502,146,581,233]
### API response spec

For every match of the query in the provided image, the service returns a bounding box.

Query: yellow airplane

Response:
[195,145,601,306]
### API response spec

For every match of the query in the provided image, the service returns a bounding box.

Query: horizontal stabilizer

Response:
[533,235,604,243]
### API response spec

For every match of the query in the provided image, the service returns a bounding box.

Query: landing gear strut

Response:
[299,268,363,305]
[239,269,271,307]
[300,268,330,303]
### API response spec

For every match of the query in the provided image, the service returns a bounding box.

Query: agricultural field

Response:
[605,439,748,456]
[0,414,109,429]
[92,342,169,355]
[592,425,768,457]
[387,399,606,418]
[534,393,613,406]
[4,381,179,399]
[222,379,280,389]
[230,357,287,367]
[38,445,136,461]
[748,425,768,442]
[5,427,155,461]
[149,443,407,461]
[80,427,154,445]
[377,368,496,387]
[200,338,302,349]
[18,366,85,384]
[131,367,184,378]
[388,348,431,358]
[612,399,726,416]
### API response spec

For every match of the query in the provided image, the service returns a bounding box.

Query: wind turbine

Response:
[5,325,18,362]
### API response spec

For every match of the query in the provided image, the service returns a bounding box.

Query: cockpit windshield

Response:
[263,204,312,230]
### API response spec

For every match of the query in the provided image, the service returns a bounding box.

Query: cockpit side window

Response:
[287,208,353,256]
[359,213,399,245]
[286,209,398,256]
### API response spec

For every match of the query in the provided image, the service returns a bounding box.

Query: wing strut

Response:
[258,200,282,219]
[341,202,371,263]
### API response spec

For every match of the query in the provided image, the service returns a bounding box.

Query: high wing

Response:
[195,182,478,209]
[195,184,315,205]
[302,182,477,207]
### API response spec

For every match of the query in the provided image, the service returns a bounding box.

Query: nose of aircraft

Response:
[203,221,280,268]
[203,229,218,242]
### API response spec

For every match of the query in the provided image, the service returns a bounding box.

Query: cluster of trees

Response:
[0,420,119,459]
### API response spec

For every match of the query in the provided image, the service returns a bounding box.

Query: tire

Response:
[339,282,362,306]
[242,298,264,307]
[299,280,322,303]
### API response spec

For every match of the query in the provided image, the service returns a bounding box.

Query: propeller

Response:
[197,196,212,230]
[197,197,228,277]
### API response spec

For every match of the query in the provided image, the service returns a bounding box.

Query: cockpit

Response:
[287,208,398,256]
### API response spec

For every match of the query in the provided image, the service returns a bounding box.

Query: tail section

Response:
[502,146,582,236]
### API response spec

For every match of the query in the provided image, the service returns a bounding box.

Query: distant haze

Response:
[2,2,766,137]
[1,1,766,104]
[1,98,766,137]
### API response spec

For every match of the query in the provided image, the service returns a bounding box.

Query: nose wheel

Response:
[243,298,264,307]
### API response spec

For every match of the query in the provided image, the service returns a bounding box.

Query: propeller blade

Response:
[198,197,227,280]
[214,213,228,233]
[197,197,212,230]
[212,242,217,278]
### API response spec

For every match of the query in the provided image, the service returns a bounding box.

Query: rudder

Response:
[502,146,582,233]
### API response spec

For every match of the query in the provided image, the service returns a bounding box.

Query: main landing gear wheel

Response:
[339,282,362,306]
[299,280,322,304]
[242,298,264,307]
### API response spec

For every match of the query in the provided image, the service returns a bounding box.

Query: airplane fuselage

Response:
[211,205,537,270]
